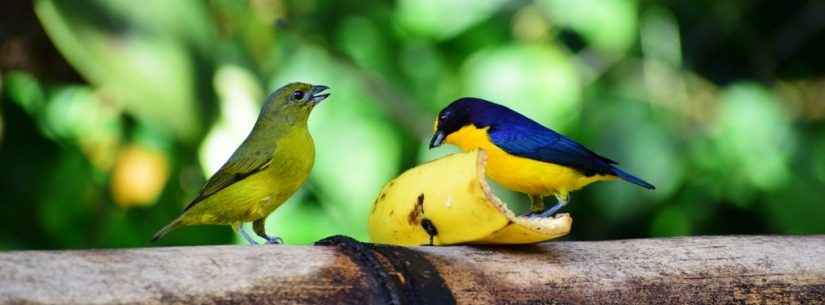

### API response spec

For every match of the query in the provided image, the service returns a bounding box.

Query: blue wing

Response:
[489,120,617,177]
[488,118,654,189]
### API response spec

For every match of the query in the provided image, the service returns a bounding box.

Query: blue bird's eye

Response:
[292,90,305,100]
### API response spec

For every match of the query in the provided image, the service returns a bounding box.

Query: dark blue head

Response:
[430,97,524,148]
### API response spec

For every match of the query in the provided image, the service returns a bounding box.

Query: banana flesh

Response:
[368,149,572,246]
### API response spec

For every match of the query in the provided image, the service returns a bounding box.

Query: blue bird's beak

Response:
[429,130,446,149]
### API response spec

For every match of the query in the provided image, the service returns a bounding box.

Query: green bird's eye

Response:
[292,90,305,100]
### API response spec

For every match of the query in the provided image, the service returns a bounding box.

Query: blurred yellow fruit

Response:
[369,150,571,246]
[111,145,169,208]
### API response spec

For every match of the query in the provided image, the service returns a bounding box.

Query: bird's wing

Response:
[183,139,276,211]
[488,122,617,176]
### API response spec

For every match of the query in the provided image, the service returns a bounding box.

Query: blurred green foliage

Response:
[1,0,824,249]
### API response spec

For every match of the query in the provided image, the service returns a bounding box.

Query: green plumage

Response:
[152,82,330,243]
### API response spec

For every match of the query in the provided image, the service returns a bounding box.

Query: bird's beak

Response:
[310,85,330,104]
[429,130,446,149]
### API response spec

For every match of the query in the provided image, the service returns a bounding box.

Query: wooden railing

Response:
[1,235,824,304]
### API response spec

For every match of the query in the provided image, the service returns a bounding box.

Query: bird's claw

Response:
[536,204,564,218]
[239,228,259,245]
[265,236,283,245]
[522,211,542,218]
[522,203,565,218]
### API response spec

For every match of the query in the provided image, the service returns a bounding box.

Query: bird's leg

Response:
[530,194,545,213]
[537,192,570,218]
[523,194,545,217]
[253,218,283,245]
[233,223,259,245]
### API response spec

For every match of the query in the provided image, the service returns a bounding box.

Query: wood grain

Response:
[1,236,824,305]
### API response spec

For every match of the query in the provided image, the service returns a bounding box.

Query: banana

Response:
[368,149,572,246]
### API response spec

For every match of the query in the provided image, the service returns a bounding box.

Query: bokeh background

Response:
[2,0,824,249]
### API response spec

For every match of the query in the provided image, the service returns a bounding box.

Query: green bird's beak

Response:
[310,85,330,104]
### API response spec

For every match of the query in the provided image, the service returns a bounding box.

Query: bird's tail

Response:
[612,167,655,190]
[151,217,182,242]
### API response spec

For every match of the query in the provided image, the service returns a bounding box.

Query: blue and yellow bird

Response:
[429,98,654,217]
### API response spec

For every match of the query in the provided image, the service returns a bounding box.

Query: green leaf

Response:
[395,0,507,40]
[539,0,638,55]
[35,0,205,141]
[710,84,795,195]
[462,44,582,132]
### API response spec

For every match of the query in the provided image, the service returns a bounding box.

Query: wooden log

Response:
[1,235,824,305]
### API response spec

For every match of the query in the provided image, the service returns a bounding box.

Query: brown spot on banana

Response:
[408,194,425,225]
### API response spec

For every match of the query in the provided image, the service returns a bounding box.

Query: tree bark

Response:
[1,235,824,305]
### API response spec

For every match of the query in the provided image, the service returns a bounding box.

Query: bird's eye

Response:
[292,90,305,100]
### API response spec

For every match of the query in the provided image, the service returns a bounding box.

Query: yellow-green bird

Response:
[152,82,330,244]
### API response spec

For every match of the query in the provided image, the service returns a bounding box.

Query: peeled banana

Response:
[368,149,571,246]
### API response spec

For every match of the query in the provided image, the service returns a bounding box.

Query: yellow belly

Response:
[445,125,614,196]
[180,130,315,226]
[180,163,311,225]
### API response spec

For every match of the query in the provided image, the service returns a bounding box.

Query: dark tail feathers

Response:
[612,167,655,190]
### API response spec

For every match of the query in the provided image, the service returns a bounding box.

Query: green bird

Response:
[152,82,330,244]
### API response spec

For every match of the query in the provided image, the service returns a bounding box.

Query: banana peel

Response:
[368,149,571,246]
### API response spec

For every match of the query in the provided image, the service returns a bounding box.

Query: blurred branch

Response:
[2,236,824,304]
[356,70,433,137]
[333,57,433,138]
[0,1,82,82]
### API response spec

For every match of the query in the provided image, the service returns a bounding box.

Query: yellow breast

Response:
[444,125,613,195]
[181,127,315,225]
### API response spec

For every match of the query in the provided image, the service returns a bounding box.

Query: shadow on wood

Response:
[1,236,824,304]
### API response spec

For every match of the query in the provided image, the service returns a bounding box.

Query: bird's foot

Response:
[526,193,570,218]
[264,236,283,245]
[525,200,568,218]
[239,227,259,245]
[522,210,543,217]
[532,203,564,218]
